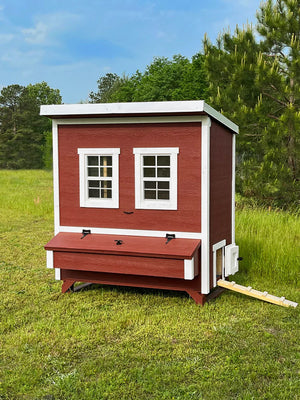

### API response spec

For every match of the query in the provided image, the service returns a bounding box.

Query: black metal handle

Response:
[81,229,91,239]
[165,233,176,244]
[114,240,123,245]
[123,211,134,214]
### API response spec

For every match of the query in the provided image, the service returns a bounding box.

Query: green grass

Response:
[0,170,299,400]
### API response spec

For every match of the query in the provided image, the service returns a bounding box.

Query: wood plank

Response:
[54,251,185,279]
[60,269,201,292]
[45,232,201,259]
[217,279,298,308]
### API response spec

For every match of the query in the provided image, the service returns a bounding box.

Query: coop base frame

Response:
[60,271,225,306]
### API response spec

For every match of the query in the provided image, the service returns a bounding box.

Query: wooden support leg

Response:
[62,279,76,293]
[186,290,206,306]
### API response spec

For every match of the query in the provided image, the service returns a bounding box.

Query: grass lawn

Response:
[0,170,299,400]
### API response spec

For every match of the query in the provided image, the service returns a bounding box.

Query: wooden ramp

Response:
[217,280,298,308]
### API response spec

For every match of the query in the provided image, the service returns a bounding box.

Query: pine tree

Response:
[255,0,300,205]
[204,0,300,208]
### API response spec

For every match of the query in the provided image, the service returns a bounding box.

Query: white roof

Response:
[40,100,239,134]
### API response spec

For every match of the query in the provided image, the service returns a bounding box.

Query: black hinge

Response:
[165,233,176,244]
[81,229,91,239]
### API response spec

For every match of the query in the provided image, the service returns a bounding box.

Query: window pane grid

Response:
[88,179,113,199]
[142,154,171,200]
[87,154,114,199]
[143,179,170,200]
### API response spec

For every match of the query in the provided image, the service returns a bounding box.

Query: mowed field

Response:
[0,170,299,400]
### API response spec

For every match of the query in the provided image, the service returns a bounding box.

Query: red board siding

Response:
[61,269,201,293]
[45,232,201,259]
[209,120,233,288]
[54,251,185,279]
[58,122,201,232]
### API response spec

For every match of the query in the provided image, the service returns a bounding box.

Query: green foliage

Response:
[130,54,208,102]
[0,171,299,399]
[89,73,123,103]
[204,0,300,209]
[89,54,208,103]
[0,82,62,170]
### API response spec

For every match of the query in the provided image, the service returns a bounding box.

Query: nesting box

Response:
[41,100,239,304]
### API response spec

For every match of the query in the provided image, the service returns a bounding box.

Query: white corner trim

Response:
[46,250,54,269]
[184,258,195,280]
[201,116,211,294]
[52,121,60,235]
[212,240,226,287]
[231,134,236,244]
[55,268,61,281]
[59,226,202,239]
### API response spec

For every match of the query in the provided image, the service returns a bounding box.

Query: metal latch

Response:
[114,239,123,245]
[81,229,91,239]
[165,233,175,244]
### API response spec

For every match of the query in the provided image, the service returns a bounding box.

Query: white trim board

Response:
[55,268,61,281]
[231,134,236,244]
[40,101,208,117]
[200,116,211,294]
[51,115,212,126]
[212,240,226,287]
[46,250,54,269]
[184,258,195,280]
[52,121,60,235]
[40,101,238,134]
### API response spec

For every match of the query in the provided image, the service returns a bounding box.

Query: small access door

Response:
[212,240,226,287]
[224,244,239,277]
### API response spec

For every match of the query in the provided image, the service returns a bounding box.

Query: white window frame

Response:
[133,147,179,210]
[78,148,120,208]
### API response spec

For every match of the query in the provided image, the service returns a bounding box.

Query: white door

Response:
[225,244,239,277]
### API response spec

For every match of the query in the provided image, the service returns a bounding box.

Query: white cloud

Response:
[21,12,81,46]
[22,21,48,44]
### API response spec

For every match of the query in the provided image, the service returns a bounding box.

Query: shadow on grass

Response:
[71,282,192,301]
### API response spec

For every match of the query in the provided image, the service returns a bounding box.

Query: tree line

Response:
[0,0,298,208]
[0,82,61,169]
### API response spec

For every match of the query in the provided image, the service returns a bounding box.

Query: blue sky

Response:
[0,0,262,103]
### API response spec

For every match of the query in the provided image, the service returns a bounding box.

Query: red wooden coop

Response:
[41,100,239,305]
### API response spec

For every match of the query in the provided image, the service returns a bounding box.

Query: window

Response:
[133,147,179,210]
[78,148,120,208]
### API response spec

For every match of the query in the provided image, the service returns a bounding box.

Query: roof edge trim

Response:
[40,100,238,133]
